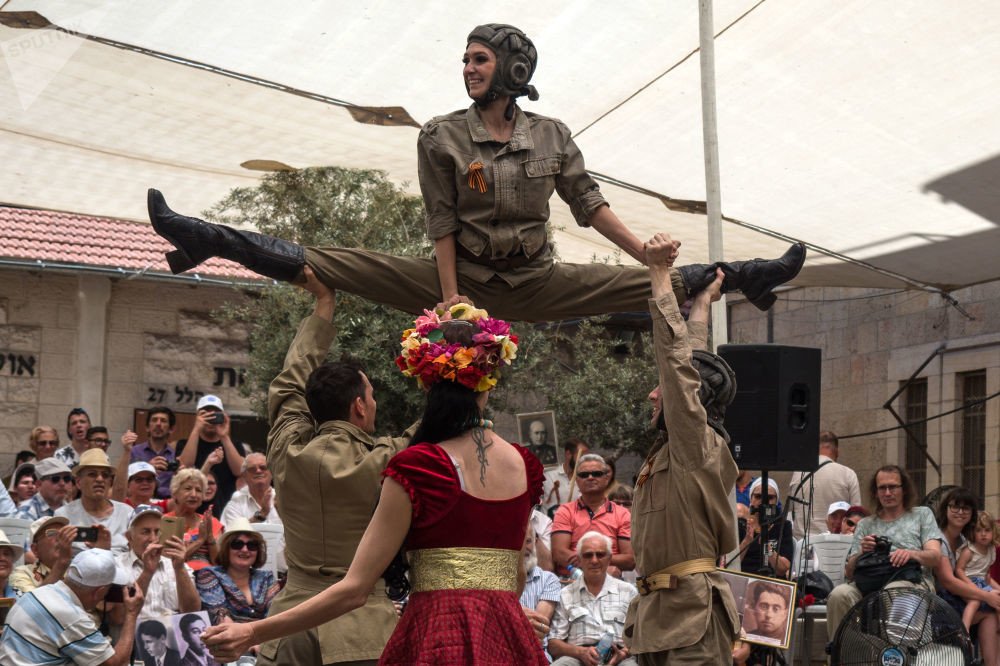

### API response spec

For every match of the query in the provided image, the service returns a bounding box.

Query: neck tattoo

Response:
[472,421,493,485]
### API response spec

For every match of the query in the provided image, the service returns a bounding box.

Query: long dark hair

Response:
[936,487,979,541]
[407,320,483,446]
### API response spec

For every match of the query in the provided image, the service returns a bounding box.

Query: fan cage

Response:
[831,586,974,665]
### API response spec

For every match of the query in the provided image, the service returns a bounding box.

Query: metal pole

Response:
[698,0,728,349]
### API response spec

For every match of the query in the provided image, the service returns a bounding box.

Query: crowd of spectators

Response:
[4,406,1000,664]
[0,399,286,663]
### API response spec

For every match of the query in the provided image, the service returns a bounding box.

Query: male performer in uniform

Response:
[258,268,408,666]
[626,233,779,663]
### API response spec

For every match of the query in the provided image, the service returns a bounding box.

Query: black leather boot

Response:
[678,242,806,311]
[147,189,305,282]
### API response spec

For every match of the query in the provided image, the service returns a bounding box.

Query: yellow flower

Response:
[475,374,498,392]
[449,303,489,322]
[499,337,518,362]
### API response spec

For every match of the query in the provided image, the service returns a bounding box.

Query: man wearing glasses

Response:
[825,464,943,642]
[549,532,638,666]
[55,448,133,554]
[15,457,74,521]
[552,453,634,577]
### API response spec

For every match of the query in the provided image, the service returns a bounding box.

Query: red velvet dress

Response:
[380,442,547,665]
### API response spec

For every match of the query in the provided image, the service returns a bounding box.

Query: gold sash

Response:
[408,547,519,593]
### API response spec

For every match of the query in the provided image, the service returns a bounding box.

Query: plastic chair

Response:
[0,517,33,566]
[254,523,285,576]
[794,533,854,663]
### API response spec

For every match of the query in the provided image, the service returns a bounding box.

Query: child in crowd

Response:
[956,511,1000,631]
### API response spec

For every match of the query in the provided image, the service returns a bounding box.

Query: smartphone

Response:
[209,411,225,425]
[160,515,185,545]
[74,526,99,542]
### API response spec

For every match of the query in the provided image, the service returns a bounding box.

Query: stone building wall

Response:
[0,267,255,472]
[728,279,1000,513]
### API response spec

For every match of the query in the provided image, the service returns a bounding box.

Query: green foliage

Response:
[212,167,429,432]
[212,167,659,454]
[494,320,657,460]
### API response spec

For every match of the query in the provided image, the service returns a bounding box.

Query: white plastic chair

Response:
[794,534,854,663]
[254,523,286,576]
[0,517,32,567]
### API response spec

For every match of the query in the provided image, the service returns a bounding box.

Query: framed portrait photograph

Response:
[717,569,797,650]
[516,410,558,466]
[153,611,221,666]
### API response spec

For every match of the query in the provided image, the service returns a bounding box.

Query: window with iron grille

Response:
[902,378,928,499]
[960,371,987,506]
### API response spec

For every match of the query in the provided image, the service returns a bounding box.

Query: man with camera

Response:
[0,548,145,666]
[115,504,200,621]
[176,395,246,517]
[825,464,942,641]
[56,448,133,555]
[131,406,180,499]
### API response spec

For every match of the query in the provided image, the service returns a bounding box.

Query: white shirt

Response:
[787,454,862,539]
[55,499,133,555]
[115,548,194,621]
[541,466,579,514]
[531,509,553,550]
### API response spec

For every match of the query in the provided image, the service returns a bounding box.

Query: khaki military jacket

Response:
[624,294,740,654]
[260,315,408,664]
[417,104,607,287]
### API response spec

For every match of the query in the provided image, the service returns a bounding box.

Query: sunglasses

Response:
[36,440,59,446]
[577,471,606,479]
[229,539,260,552]
[581,551,609,559]
[844,519,858,528]
[43,474,73,484]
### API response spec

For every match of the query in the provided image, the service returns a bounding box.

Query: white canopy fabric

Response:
[2,1,998,293]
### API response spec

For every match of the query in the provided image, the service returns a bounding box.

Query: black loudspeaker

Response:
[717,344,821,472]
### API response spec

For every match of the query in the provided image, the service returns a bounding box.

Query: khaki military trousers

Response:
[257,631,376,666]
[635,592,735,665]
[305,248,688,322]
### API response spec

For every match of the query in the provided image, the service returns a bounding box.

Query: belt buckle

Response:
[637,576,653,596]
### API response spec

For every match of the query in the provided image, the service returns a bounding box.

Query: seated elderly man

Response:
[9,516,75,594]
[549,531,639,666]
[520,519,561,654]
[115,504,200,621]
[56,448,133,555]
[825,501,852,534]
[0,548,145,666]
[826,464,942,642]
[221,452,280,526]
[553,453,634,576]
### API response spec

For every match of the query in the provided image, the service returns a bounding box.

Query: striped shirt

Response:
[15,493,59,522]
[520,565,561,657]
[0,580,114,665]
[550,574,638,646]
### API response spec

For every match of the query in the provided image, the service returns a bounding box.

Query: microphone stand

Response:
[749,470,787,666]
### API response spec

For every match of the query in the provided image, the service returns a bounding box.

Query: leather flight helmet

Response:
[467,23,539,104]
[691,349,737,442]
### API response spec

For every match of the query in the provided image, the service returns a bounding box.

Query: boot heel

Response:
[165,249,197,274]
[750,292,777,311]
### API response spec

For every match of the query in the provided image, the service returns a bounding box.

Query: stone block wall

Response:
[0,267,254,473]
[728,279,1000,513]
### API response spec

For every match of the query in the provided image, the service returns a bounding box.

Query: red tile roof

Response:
[0,206,265,281]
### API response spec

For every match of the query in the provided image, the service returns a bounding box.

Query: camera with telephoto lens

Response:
[873,535,892,553]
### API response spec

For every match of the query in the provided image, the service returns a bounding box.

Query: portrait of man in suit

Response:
[138,619,180,666]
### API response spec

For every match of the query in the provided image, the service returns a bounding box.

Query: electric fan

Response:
[829,586,975,665]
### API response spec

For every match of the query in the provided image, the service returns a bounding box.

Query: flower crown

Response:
[395,303,518,392]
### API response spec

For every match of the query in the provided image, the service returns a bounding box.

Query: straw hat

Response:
[0,529,25,560]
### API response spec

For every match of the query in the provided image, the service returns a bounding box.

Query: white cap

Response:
[748,477,780,497]
[827,501,852,516]
[128,461,157,480]
[196,394,224,411]
[65,548,131,587]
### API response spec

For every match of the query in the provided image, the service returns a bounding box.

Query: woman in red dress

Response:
[203,303,547,665]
